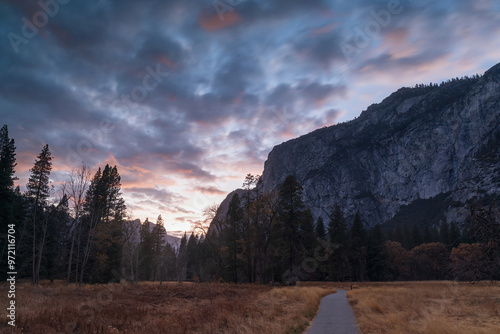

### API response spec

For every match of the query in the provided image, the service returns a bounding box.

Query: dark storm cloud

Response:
[292,30,347,68]
[211,50,262,100]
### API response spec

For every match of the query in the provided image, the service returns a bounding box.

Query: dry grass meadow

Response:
[0,281,335,334]
[346,281,500,334]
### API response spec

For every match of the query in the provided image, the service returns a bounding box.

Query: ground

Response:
[0,280,334,334]
[1,280,499,333]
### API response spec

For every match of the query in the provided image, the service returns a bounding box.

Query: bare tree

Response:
[194,204,224,280]
[259,190,279,283]
[61,164,91,285]
[122,218,140,282]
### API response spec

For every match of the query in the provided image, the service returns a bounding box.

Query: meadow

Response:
[345,281,500,334]
[2,281,500,333]
[0,281,335,334]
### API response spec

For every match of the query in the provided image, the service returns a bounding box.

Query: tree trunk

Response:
[32,196,39,285]
[35,218,48,284]
[66,216,78,285]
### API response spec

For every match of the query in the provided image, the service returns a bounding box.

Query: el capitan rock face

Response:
[258,63,500,226]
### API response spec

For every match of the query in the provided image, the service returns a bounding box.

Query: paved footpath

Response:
[306,289,360,334]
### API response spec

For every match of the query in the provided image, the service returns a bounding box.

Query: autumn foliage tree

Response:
[411,242,449,280]
[385,241,411,280]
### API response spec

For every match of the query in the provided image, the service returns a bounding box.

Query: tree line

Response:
[186,174,499,283]
[1,125,133,284]
[1,124,498,284]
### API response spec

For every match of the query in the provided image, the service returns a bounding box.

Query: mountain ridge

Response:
[220,63,500,228]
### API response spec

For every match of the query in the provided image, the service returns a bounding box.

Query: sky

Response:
[1,0,500,237]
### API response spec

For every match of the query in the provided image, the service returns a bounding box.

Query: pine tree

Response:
[0,125,17,281]
[276,175,307,283]
[242,173,257,283]
[440,221,450,247]
[402,223,411,249]
[152,215,166,281]
[176,233,187,282]
[0,124,17,194]
[186,232,199,281]
[349,212,366,281]
[315,217,326,240]
[327,204,349,281]
[225,193,243,282]
[366,224,390,281]
[448,222,461,249]
[328,204,347,245]
[81,165,125,283]
[423,226,433,243]
[430,226,440,243]
[26,144,52,284]
[411,225,423,248]
[44,195,71,282]
[139,218,154,280]
[299,209,315,256]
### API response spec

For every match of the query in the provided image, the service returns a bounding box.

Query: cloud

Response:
[1,0,499,233]
[195,186,226,195]
[198,8,241,31]
[125,187,183,203]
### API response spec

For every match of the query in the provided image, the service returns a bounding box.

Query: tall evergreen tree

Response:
[44,195,71,282]
[81,165,125,283]
[242,174,257,282]
[315,217,326,240]
[349,212,367,281]
[411,224,423,248]
[402,223,411,249]
[186,232,199,280]
[0,125,17,281]
[366,224,390,281]
[152,215,166,281]
[276,175,306,282]
[176,233,188,282]
[26,144,52,284]
[225,193,243,282]
[0,124,17,194]
[423,226,433,243]
[299,209,315,256]
[439,221,450,247]
[138,218,154,280]
[327,204,349,281]
[448,222,461,249]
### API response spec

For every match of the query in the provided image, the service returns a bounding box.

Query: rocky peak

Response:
[258,62,500,227]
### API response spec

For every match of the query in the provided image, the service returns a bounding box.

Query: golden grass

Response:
[345,281,500,334]
[0,281,335,334]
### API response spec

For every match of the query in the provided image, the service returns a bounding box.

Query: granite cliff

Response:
[222,63,500,227]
